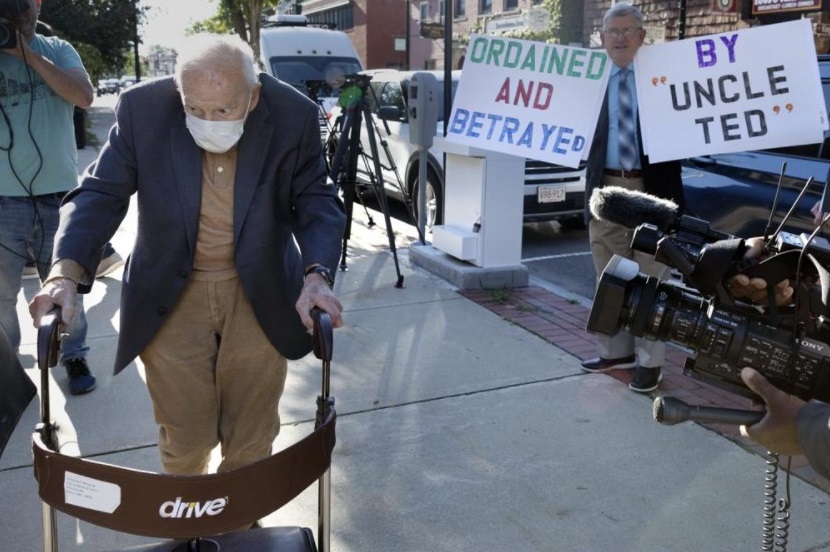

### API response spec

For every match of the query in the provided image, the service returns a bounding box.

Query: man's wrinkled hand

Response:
[295,273,343,332]
[29,278,78,330]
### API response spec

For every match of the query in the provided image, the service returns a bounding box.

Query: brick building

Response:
[293,0,830,71]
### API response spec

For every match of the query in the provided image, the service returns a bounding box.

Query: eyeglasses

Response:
[604,27,641,38]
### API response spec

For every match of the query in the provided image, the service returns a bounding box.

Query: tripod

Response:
[328,74,404,288]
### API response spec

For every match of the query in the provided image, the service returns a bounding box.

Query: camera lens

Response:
[587,255,709,349]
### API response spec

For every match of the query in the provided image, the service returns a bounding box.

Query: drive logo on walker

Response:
[445,33,610,169]
[159,496,228,519]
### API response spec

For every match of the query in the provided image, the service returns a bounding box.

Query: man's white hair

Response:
[174,33,259,89]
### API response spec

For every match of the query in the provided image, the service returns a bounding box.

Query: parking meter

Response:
[408,72,439,148]
[408,72,440,241]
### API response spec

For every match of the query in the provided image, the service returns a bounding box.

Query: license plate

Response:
[538,185,566,203]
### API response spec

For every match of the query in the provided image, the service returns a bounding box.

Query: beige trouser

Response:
[140,277,287,475]
[589,174,671,368]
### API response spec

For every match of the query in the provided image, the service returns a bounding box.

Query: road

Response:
[521,221,596,300]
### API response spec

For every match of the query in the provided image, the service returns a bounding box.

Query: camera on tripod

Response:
[586,186,830,403]
[0,0,28,50]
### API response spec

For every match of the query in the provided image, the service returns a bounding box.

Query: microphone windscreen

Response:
[589,186,679,232]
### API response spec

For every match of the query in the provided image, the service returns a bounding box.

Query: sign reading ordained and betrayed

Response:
[635,19,827,163]
[445,33,610,169]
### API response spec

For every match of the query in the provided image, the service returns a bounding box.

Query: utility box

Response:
[432,137,525,268]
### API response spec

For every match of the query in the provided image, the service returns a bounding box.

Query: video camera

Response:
[0,0,28,50]
[586,185,830,403]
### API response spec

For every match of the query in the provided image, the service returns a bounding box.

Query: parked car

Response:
[119,76,136,91]
[343,69,586,229]
[680,55,830,239]
[97,78,119,95]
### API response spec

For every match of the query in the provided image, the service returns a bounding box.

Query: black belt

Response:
[35,191,68,200]
[604,168,642,179]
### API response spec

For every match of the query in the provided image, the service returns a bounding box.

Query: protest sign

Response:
[635,19,827,163]
[445,33,611,168]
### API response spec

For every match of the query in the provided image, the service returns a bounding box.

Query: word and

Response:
[495,78,553,110]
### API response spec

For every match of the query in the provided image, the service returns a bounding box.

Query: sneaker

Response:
[629,366,662,393]
[22,262,39,279]
[96,250,124,278]
[581,354,637,373]
[64,358,96,395]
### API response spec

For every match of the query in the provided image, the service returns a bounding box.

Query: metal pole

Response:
[443,0,453,134]
[405,0,411,70]
[132,0,141,81]
[678,0,686,40]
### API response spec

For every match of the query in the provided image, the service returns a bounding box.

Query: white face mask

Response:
[185,94,252,154]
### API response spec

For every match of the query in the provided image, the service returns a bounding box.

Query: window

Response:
[454,0,466,17]
[420,1,429,21]
[505,0,518,9]
[439,0,445,20]
[479,0,492,14]
[306,5,354,31]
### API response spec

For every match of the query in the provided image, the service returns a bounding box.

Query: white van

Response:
[259,15,363,119]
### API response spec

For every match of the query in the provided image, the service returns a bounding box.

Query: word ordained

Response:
[468,36,607,80]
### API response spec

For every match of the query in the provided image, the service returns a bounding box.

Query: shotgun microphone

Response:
[589,186,680,231]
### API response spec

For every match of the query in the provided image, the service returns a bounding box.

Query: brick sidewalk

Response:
[461,284,830,494]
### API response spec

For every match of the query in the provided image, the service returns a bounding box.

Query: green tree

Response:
[500,0,583,46]
[39,0,146,78]
[190,0,289,59]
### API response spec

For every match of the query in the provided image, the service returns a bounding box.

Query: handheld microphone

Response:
[589,186,680,231]
[652,396,765,426]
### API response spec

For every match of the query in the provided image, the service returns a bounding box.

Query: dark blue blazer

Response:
[56,74,346,374]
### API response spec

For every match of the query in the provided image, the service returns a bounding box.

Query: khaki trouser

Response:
[140,277,287,475]
[589,174,671,368]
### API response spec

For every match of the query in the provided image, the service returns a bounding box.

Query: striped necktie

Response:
[617,68,637,171]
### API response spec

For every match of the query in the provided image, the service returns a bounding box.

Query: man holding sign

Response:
[581,3,685,393]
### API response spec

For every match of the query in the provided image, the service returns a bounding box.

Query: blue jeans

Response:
[0,195,88,362]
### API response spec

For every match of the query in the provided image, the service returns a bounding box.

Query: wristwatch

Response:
[304,263,334,288]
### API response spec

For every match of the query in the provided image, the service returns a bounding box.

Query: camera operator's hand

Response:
[1,28,94,108]
[726,237,794,306]
[811,200,830,227]
[739,367,806,456]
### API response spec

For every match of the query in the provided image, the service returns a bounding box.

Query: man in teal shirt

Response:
[0,0,96,394]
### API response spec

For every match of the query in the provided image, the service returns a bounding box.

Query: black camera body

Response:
[0,0,29,49]
[587,212,830,403]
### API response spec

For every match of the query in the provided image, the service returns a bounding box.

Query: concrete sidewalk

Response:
[1,95,830,551]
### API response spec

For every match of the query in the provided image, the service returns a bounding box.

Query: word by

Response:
[468,36,606,80]
[159,496,228,519]
[696,34,739,68]
[448,109,585,155]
